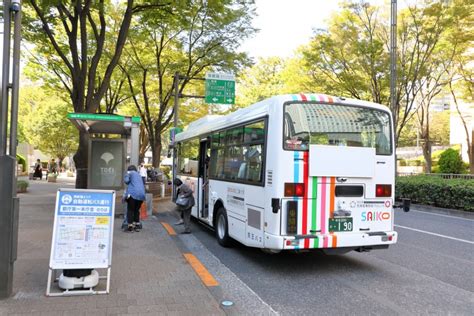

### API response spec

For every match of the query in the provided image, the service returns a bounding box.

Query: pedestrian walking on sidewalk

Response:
[124,165,146,232]
[33,158,43,180]
[174,178,195,234]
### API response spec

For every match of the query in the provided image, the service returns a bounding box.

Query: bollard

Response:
[146,193,153,216]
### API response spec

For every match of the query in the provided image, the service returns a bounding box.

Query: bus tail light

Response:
[284,183,305,197]
[376,184,392,197]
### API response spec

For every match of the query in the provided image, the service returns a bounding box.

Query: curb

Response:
[156,212,229,315]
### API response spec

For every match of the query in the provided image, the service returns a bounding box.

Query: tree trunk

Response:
[152,137,162,168]
[73,131,89,188]
[58,158,64,172]
[470,130,474,174]
[422,140,432,173]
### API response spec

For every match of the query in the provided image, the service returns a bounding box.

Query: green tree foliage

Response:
[302,2,389,105]
[430,111,450,146]
[235,51,319,108]
[438,148,464,174]
[236,57,286,108]
[22,88,78,168]
[23,0,169,188]
[121,0,256,166]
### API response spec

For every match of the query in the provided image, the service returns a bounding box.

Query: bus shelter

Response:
[68,113,140,191]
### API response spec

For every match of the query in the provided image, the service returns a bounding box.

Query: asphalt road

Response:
[182,208,474,315]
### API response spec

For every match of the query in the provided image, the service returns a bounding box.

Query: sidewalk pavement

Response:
[0,179,223,315]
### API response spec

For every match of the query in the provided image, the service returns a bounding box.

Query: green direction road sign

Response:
[205,72,235,105]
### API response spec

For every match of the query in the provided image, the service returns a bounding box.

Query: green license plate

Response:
[329,218,353,232]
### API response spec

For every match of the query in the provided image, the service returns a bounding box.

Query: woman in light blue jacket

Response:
[124,165,146,232]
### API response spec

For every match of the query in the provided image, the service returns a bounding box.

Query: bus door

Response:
[198,138,210,219]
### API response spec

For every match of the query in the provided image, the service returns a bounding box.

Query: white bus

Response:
[174,93,398,253]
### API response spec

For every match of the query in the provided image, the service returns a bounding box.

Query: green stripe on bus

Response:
[312,176,318,248]
[309,94,317,101]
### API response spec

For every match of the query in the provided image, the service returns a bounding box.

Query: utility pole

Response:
[0,0,22,299]
[171,72,205,201]
[390,0,397,115]
[390,0,397,176]
[172,72,179,201]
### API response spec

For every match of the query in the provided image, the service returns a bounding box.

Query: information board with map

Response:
[49,189,116,270]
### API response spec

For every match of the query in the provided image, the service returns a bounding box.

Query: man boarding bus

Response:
[174,93,401,253]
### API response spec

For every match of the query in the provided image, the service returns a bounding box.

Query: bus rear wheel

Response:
[216,207,231,247]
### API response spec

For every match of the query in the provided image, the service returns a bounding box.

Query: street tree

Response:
[121,0,256,166]
[24,0,169,188]
[302,2,389,106]
[236,57,286,108]
[445,0,474,173]
[21,88,78,168]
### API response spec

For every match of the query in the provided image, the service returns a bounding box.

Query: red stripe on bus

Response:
[300,93,307,101]
[303,151,310,248]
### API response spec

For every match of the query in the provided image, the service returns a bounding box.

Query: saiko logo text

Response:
[361,211,390,221]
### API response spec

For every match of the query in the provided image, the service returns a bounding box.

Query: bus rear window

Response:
[284,102,392,155]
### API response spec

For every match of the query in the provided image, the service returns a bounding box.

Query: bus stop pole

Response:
[0,0,11,155]
[0,0,21,299]
[172,72,179,201]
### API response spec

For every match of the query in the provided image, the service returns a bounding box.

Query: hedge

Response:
[396,175,474,211]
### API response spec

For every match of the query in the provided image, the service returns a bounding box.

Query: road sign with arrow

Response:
[205,72,235,105]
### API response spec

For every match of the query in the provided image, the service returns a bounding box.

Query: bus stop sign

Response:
[205,73,235,105]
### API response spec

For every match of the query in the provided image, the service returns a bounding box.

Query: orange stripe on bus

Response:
[183,253,219,287]
[329,177,336,218]
[332,234,338,247]
[161,222,176,236]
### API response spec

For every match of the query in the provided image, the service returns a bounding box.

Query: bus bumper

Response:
[264,231,398,250]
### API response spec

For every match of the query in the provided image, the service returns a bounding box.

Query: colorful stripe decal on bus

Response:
[302,151,310,249]
[330,177,337,247]
[311,175,318,248]
[292,93,335,103]
[293,151,300,249]
[321,176,328,247]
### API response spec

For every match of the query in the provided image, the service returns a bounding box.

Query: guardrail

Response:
[397,172,474,180]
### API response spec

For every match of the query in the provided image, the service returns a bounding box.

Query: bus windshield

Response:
[284,102,392,155]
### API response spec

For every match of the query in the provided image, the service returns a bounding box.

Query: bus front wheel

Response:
[216,208,231,247]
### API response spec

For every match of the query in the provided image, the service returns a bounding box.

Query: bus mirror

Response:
[271,198,280,214]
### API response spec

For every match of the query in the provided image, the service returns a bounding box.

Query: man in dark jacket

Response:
[174,178,195,234]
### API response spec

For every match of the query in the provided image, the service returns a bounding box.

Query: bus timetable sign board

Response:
[205,72,235,105]
[49,189,115,270]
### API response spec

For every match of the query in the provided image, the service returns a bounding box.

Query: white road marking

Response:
[395,225,474,245]
[410,210,474,222]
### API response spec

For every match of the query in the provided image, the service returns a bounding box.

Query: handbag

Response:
[176,195,188,207]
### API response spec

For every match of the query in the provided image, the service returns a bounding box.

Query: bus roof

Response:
[175,93,391,142]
